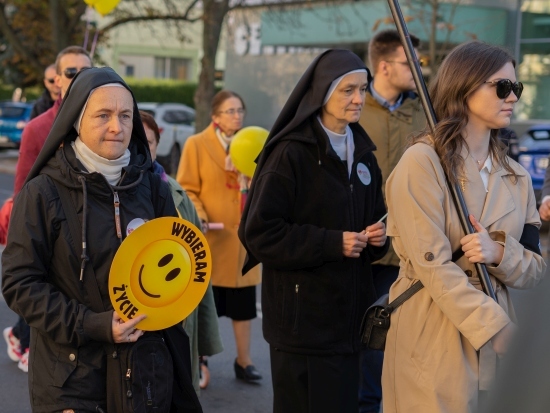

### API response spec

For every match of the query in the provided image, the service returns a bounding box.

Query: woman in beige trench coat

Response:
[382,41,546,413]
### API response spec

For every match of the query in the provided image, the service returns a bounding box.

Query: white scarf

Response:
[318,117,355,177]
[72,137,131,186]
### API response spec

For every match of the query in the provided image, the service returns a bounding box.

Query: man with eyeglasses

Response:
[357,29,426,413]
[30,64,60,120]
[3,46,92,374]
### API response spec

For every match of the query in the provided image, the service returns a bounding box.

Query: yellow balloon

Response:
[84,0,121,16]
[230,126,269,178]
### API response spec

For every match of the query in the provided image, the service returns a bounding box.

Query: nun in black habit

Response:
[2,67,201,413]
[239,49,389,413]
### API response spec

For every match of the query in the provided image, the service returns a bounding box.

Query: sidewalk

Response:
[0,152,17,175]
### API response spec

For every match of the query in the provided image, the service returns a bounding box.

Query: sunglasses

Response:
[385,58,426,67]
[484,79,523,100]
[45,78,55,84]
[63,67,90,79]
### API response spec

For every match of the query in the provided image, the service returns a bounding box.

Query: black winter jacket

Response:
[2,140,176,411]
[241,117,388,355]
[30,89,56,120]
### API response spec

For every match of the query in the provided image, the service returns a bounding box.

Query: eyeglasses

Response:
[63,67,90,79]
[45,78,55,84]
[218,108,245,116]
[484,79,523,100]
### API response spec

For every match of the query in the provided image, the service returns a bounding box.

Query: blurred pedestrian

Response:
[239,49,388,413]
[383,41,546,413]
[177,90,262,383]
[357,29,426,413]
[2,45,92,374]
[1,67,200,412]
[141,109,224,393]
[15,46,92,195]
[30,64,61,120]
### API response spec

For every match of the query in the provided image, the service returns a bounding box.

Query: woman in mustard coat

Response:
[382,42,546,412]
[177,90,262,382]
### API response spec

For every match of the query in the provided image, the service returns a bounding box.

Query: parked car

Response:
[0,102,33,149]
[498,127,520,161]
[138,102,196,174]
[517,124,550,203]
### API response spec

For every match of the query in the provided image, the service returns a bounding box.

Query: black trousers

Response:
[270,346,359,413]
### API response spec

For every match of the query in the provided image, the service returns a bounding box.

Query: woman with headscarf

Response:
[382,41,545,413]
[1,67,200,413]
[239,49,388,413]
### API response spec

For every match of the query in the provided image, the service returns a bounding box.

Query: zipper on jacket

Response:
[114,192,122,239]
[293,284,300,333]
[350,183,354,193]
[125,368,132,398]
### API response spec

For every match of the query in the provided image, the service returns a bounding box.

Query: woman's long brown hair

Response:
[412,41,518,185]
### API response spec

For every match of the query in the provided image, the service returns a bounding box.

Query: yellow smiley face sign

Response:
[109,217,212,331]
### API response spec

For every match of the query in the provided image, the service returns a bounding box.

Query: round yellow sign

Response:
[109,217,212,331]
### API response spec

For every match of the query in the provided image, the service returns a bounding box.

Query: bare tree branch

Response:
[99,0,201,35]
[67,0,89,41]
[0,2,43,71]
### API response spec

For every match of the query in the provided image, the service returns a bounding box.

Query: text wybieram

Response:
[111,221,209,319]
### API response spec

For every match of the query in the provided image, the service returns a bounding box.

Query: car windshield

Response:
[0,106,27,118]
[530,130,550,140]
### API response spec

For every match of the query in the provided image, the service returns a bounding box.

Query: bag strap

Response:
[384,244,464,314]
[52,179,107,312]
[385,281,423,313]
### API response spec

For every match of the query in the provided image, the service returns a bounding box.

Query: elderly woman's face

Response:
[211,97,245,137]
[321,72,368,133]
[79,87,134,160]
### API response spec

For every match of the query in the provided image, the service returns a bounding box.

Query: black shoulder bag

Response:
[360,247,464,351]
[360,281,423,351]
[53,177,200,413]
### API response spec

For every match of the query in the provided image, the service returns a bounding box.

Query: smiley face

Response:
[130,240,192,308]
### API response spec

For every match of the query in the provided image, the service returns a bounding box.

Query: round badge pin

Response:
[357,163,371,185]
[126,217,146,236]
[109,217,212,331]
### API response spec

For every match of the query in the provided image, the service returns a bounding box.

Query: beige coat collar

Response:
[460,144,524,229]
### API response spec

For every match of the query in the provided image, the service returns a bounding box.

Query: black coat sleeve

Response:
[243,169,343,271]
[1,179,111,347]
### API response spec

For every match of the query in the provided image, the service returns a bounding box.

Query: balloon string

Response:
[83,26,89,50]
[90,30,99,58]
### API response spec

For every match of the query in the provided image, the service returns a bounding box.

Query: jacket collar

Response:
[201,124,227,171]
[364,92,420,124]
[459,145,521,229]
[280,116,376,164]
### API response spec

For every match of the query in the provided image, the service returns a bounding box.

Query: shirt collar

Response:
[481,155,493,174]
[369,82,404,112]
